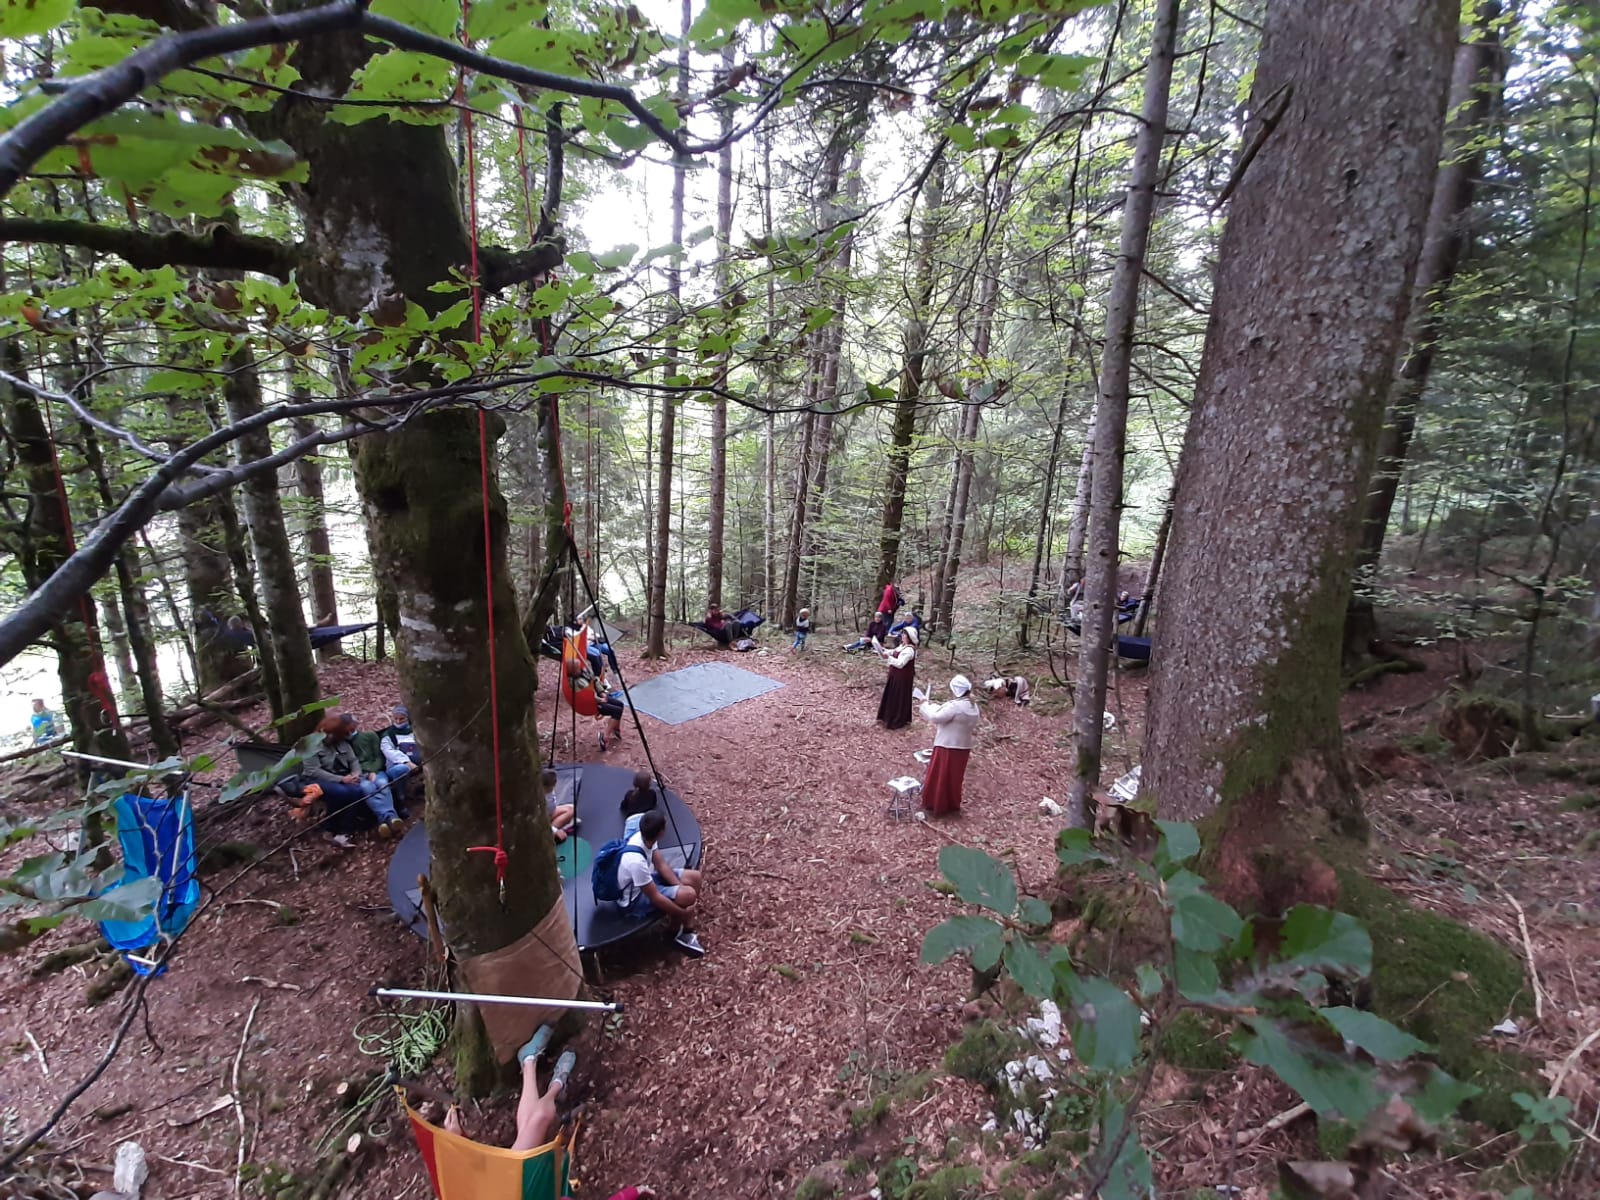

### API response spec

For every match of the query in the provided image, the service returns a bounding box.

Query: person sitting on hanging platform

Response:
[620,811,705,956]
[542,768,577,843]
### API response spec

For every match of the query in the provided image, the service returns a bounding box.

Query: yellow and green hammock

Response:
[398,1088,573,1200]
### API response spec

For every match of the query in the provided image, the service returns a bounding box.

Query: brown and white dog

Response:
[982,676,1031,706]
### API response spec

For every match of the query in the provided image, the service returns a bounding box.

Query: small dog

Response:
[983,675,1031,706]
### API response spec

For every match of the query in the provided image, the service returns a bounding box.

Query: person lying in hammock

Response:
[436,1028,656,1200]
[565,653,626,752]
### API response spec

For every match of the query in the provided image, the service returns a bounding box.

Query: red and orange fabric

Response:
[399,1089,572,1200]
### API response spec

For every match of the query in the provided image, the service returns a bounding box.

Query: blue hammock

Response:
[98,792,201,975]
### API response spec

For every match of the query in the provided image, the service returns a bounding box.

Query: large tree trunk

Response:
[706,43,735,611]
[1142,0,1455,901]
[1346,7,1507,661]
[645,0,692,657]
[292,408,342,660]
[247,20,565,1092]
[0,367,131,768]
[1066,0,1181,828]
[878,162,944,591]
[224,347,320,738]
[176,470,257,695]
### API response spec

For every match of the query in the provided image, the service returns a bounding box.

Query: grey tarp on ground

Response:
[622,660,784,724]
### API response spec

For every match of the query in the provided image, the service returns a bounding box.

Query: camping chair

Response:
[97,789,201,975]
[396,1085,574,1200]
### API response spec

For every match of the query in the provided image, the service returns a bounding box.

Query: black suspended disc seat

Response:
[385,762,703,954]
[310,622,378,649]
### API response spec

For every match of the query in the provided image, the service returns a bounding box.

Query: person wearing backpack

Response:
[593,811,704,957]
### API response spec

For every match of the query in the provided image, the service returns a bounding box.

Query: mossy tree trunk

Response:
[253,12,562,1093]
[292,407,342,659]
[1142,0,1456,907]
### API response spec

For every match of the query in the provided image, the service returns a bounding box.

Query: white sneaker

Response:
[674,929,706,957]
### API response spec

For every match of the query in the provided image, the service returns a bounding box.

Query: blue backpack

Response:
[592,839,649,903]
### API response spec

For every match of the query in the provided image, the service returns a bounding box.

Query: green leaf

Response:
[944,124,976,151]
[1280,905,1373,977]
[1134,963,1162,999]
[594,244,638,270]
[1173,946,1221,1000]
[1004,938,1055,999]
[1412,1069,1479,1124]
[1,0,72,37]
[1319,1007,1429,1061]
[1095,1099,1152,1200]
[465,0,546,40]
[1154,819,1200,866]
[1066,975,1141,1071]
[1057,827,1112,867]
[1016,51,1099,90]
[938,844,1017,915]
[921,915,1004,972]
[370,0,458,37]
[1170,888,1244,953]
[341,49,454,107]
[1238,1017,1380,1120]
[1018,896,1052,928]
[80,874,164,924]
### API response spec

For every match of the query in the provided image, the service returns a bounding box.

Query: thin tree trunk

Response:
[1133,483,1176,638]
[1346,6,1507,659]
[1067,0,1182,829]
[1022,364,1079,647]
[878,161,944,591]
[224,346,320,740]
[215,486,282,714]
[645,0,691,657]
[780,409,816,626]
[1142,0,1454,885]
[292,406,342,659]
[706,42,736,610]
[1056,411,1095,608]
[80,426,176,757]
[98,594,138,709]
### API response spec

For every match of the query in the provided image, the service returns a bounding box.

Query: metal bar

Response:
[60,749,174,772]
[372,987,621,1013]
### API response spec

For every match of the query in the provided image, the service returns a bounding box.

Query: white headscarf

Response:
[949,674,972,697]
[901,626,919,646]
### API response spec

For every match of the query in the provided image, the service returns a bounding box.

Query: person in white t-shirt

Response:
[619,810,705,956]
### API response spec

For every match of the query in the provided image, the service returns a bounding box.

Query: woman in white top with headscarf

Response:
[874,626,918,730]
[919,674,981,816]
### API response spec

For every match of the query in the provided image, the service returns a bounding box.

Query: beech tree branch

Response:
[478,240,564,293]
[0,0,366,199]
[0,218,299,278]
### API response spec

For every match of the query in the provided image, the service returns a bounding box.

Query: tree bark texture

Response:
[215,483,283,713]
[1347,7,1506,655]
[706,42,735,610]
[179,479,257,695]
[223,346,319,739]
[97,593,138,709]
[878,161,944,592]
[292,410,342,660]
[1142,0,1455,876]
[1056,408,1095,609]
[1066,0,1181,828]
[780,407,816,627]
[645,0,692,657]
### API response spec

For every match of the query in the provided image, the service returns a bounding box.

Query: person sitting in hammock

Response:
[691,603,733,647]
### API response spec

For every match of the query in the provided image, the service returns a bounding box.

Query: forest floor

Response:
[2,595,1598,1199]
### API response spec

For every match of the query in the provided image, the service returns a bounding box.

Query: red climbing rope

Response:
[458,10,507,903]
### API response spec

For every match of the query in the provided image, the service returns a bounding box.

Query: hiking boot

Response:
[674,929,706,958]
[517,1024,555,1064]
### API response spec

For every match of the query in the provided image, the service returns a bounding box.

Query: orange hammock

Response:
[398,1088,573,1200]
[559,626,600,717]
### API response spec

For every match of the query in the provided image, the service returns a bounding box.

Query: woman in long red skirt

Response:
[919,674,981,817]
[875,626,919,730]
